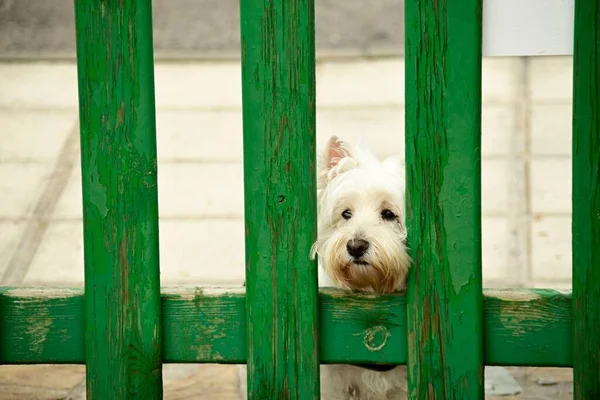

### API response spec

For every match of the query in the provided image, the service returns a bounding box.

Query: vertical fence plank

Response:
[240,0,319,398]
[405,0,484,398]
[74,1,163,398]
[572,0,600,397]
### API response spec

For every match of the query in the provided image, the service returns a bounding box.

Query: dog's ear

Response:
[318,136,357,187]
[326,135,353,169]
[325,136,357,173]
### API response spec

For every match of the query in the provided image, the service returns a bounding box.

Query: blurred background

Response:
[0,0,573,398]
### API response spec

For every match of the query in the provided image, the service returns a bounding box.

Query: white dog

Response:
[240,136,410,399]
[313,136,410,400]
[312,135,410,294]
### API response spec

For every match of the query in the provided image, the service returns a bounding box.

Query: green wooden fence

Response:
[0,0,598,399]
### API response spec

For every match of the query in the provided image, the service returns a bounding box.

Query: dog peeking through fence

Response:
[240,136,410,399]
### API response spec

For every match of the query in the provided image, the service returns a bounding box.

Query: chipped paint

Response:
[2,287,82,299]
[190,315,227,360]
[26,302,53,355]
[484,288,571,302]
[354,325,391,352]
[451,273,475,297]
[486,289,542,302]
[163,286,245,299]
[0,286,573,368]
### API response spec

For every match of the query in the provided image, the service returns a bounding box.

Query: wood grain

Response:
[572,1,600,397]
[239,0,319,398]
[484,289,571,367]
[73,1,163,398]
[0,287,572,367]
[405,0,484,398]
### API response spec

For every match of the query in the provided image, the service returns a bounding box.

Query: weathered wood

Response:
[483,289,571,366]
[240,0,319,398]
[405,0,484,398]
[572,0,600,397]
[0,287,572,367]
[73,1,162,398]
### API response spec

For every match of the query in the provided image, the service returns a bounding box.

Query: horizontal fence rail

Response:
[0,287,572,367]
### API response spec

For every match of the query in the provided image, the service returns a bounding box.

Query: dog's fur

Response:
[239,136,410,399]
[311,136,410,294]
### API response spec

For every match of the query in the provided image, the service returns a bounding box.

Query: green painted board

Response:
[0,287,572,367]
[73,1,163,398]
[572,0,600,397]
[405,0,484,398]
[483,289,571,366]
[239,0,319,397]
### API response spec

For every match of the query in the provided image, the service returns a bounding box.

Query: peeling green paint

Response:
[74,1,163,398]
[240,0,319,397]
[0,287,573,367]
[356,325,391,352]
[405,0,484,397]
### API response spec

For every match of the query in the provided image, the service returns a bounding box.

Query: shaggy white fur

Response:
[319,364,407,400]
[314,136,409,400]
[311,136,410,294]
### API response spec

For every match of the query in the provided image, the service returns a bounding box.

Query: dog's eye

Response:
[341,209,352,220]
[381,209,397,221]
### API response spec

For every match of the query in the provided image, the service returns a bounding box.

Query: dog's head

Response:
[311,136,410,293]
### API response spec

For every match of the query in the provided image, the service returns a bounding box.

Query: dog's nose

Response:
[347,239,369,258]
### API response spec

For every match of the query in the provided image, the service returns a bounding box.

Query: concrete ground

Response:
[0,30,574,400]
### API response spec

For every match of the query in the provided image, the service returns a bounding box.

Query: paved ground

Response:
[0,55,574,397]
[0,364,575,399]
[0,0,404,60]
[0,364,243,399]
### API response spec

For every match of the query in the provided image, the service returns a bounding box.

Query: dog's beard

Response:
[313,230,410,293]
[341,261,399,293]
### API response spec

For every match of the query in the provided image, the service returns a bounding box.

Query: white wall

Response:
[482,0,575,56]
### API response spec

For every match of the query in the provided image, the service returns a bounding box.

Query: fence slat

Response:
[240,0,319,398]
[572,0,600,397]
[405,0,484,398]
[74,1,163,398]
